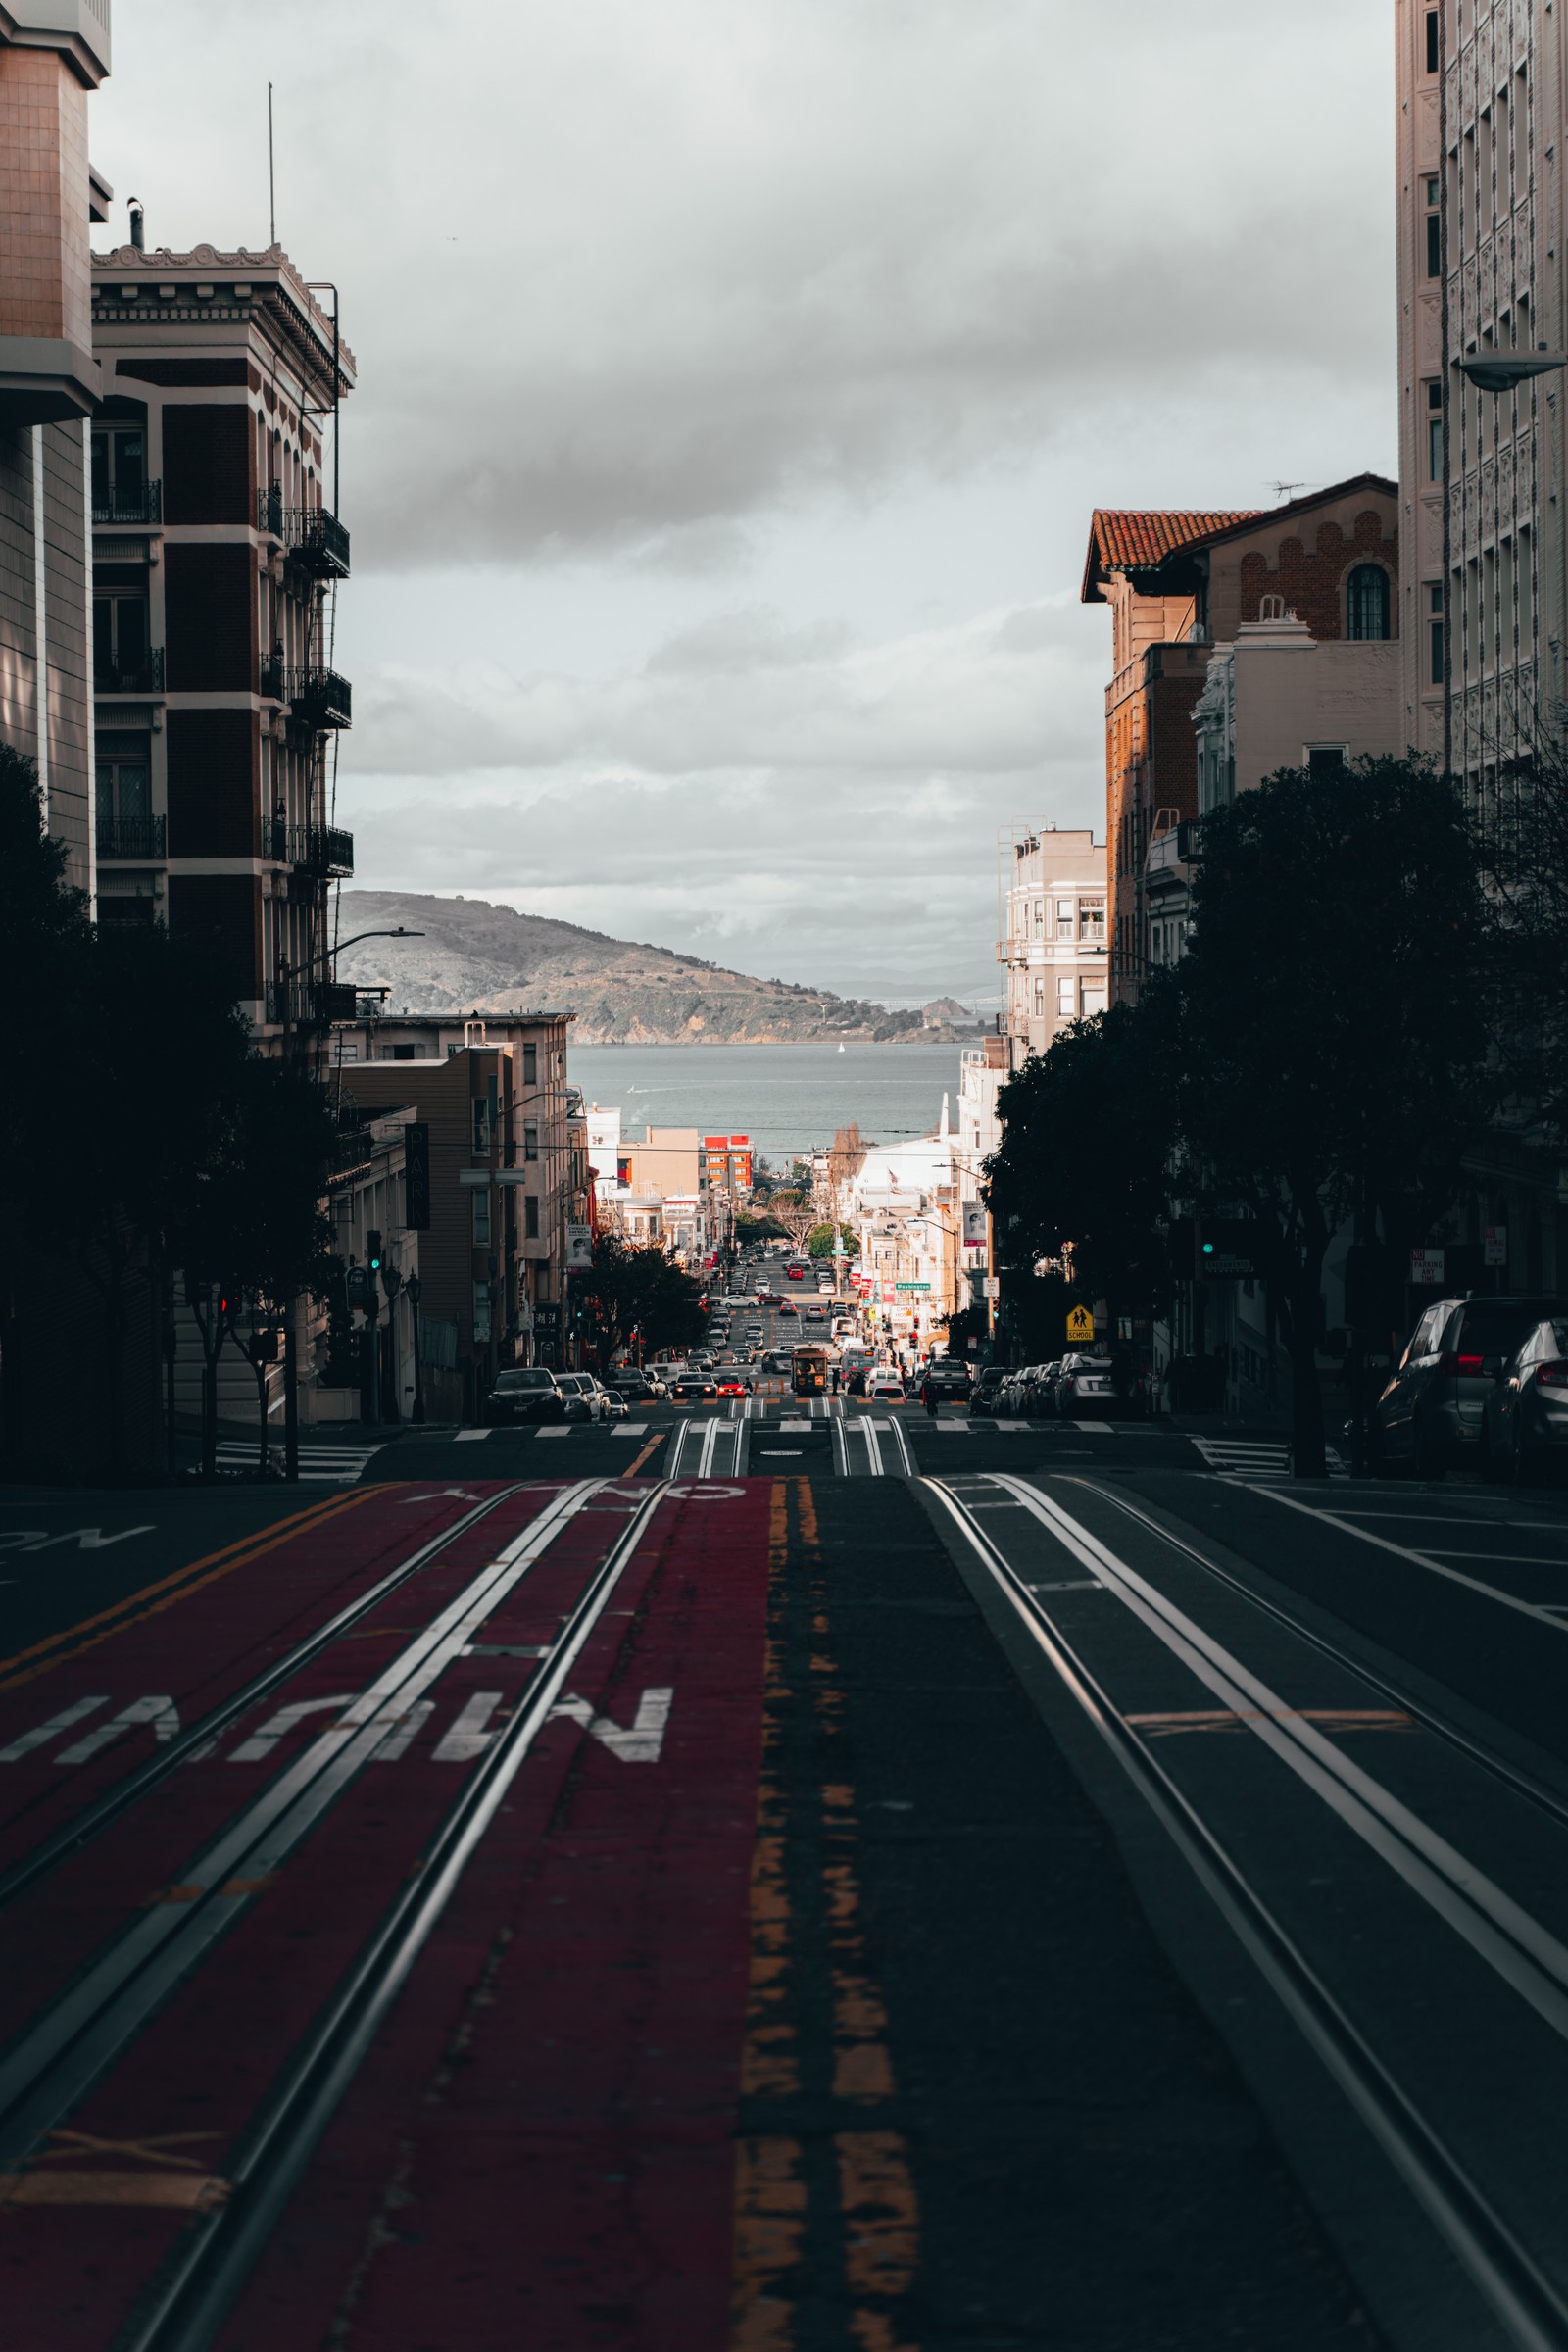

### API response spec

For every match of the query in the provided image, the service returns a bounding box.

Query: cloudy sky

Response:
[93,0,1395,1010]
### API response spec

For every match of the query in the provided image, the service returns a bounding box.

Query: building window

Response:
[1425,175,1442,277]
[93,584,153,691]
[1346,564,1391,640]
[473,1281,492,1343]
[1080,898,1105,945]
[1428,408,1443,482]
[95,729,152,850]
[522,1042,537,1084]
[523,1119,539,1161]
[1425,8,1439,74]
[472,1098,490,1154]
[90,416,149,521]
[1032,978,1045,1017]
[472,1189,491,1247]
[1430,618,1445,685]
[1055,897,1074,938]
[1056,977,1074,1016]
[1306,745,1348,773]
[524,1194,540,1239]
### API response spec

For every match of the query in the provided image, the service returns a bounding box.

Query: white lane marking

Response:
[0,1697,110,1763]
[0,1481,614,2132]
[229,1694,356,1764]
[0,1526,156,1554]
[534,1428,572,1441]
[930,1422,972,1435]
[1071,1420,1114,1435]
[613,1424,651,1437]
[54,1695,179,1765]
[550,1686,673,1763]
[859,1419,885,1477]
[1257,1486,1568,1635]
[1195,1437,1349,1482]
[995,1421,1030,1432]
[369,1700,435,1762]
[433,1690,506,1761]
[453,1429,492,1443]
[214,1445,379,1486]
[984,1475,1568,2042]
[886,1415,916,1476]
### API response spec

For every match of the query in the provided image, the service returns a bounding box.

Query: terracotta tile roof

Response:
[1082,509,1261,604]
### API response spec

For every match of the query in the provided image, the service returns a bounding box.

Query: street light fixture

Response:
[1455,349,1566,394]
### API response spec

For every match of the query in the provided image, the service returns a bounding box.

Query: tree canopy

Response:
[577,1235,709,1362]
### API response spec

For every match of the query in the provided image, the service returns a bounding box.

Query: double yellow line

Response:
[0,1488,376,1697]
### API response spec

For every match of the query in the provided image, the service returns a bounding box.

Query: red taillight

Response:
[1437,1351,1484,1376]
[1537,1362,1568,1389]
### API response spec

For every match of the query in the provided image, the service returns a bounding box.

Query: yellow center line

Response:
[621,1431,667,1478]
[0,1487,379,1696]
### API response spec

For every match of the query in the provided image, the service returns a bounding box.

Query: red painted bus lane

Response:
[216,1479,772,2352]
[0,1485,568,2048]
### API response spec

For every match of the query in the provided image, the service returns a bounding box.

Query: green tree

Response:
[986,984,1181,1350]
[806,1222,858,1259]
[181,1057,338,1474]
[1178,758,1497,1475]
[578,1236,708,1363]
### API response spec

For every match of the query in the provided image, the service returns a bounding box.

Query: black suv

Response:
[488,1367,565,1423]
[968,1365,1009,1418]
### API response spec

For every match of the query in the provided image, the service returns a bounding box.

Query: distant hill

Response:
[334,892,981,1045]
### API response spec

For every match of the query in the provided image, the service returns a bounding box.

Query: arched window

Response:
[1347,564,1391,640]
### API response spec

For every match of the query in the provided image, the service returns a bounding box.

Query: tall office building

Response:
[0,0,113,896]
[1396,0,1565,780]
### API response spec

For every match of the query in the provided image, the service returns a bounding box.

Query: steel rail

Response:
[1059,1474,1568,1839]
[0,1485,534,1915]
[925,1475,1568,2352]
[119,1478,672,2352]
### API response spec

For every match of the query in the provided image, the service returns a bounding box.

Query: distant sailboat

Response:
[837,1044,846,1054]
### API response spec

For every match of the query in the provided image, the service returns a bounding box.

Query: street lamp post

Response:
[407,1272,424,1423]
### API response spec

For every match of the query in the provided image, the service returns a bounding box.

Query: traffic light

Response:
[366,1229,383,1274]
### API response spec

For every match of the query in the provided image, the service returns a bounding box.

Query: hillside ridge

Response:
[334,891,979,1045]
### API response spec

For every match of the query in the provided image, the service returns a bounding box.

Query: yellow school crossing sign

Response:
[1065,1305,1096,1345]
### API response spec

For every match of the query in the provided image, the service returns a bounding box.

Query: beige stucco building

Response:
[997,825,1108,1068]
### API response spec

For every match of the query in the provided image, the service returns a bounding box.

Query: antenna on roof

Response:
[268,81,276,246]
[1268,480,1316,503]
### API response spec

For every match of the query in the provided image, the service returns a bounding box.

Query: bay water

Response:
[568,1041,969,1168]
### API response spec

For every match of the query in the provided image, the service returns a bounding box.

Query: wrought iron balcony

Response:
[286,666,352,730]
[257,488,350,579]
[93,481,162,527]
[264,820,355,876]
[285,506,350,579]
[97,813,166,860]
[264,979,361,1026]
[93,646,165,695]
[260,651,286,701]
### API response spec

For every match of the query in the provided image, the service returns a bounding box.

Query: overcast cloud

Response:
[93,0,1395,1006]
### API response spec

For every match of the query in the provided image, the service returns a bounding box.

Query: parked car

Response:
[489,1367,565,1423]
[606,1369,662,1405]
[1376,1294,1568,1477]
[673,1369,719,1400]
[597,1386,630,1420]
[555,1372,609,1423]
[1051,1355,1117,1418]
[968,1366,1009,1419]
[1484,1318,1568,1483]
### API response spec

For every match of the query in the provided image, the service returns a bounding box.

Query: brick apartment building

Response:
[0,0,113,898]
[1083,476,1398,1000]
[327,1013,586,1418]
[87,237,355,1039]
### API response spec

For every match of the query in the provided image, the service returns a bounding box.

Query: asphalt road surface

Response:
[5,1395,1568,2348]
